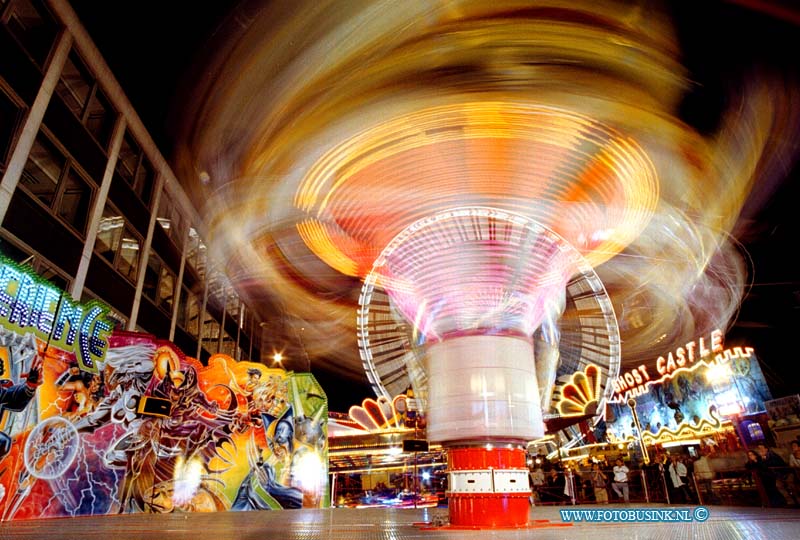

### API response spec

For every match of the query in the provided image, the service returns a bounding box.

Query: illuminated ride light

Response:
[347,395,410,432]
[608,405,733,447]
[358,209,621,446]
[557,364,602,417]
[295,103,659,279]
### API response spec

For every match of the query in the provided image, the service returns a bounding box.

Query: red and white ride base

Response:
[446,445,531,527]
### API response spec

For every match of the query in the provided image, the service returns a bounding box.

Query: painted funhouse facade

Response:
[0,257,329,520]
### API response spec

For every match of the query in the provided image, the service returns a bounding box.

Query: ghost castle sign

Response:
[0,256,112,373]
[609,329,756,403]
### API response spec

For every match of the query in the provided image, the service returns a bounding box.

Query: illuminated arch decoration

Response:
[609,405,732,446]
[557,364,601,416]
[347,394,411,432]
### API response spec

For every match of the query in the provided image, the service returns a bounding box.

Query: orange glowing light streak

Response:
[296,219,360,277]
[177,0,798,393]
[347,395,411,432]
[295,103,658,278]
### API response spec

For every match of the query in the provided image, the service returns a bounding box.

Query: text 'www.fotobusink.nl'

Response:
[560,507,710,523]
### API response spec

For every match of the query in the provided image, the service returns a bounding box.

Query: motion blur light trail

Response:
[294,103,659,277]
[177,0,800,381]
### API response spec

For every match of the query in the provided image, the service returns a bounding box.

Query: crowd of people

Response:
[528,438,800,507]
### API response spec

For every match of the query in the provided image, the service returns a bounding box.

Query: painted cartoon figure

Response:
[1,329,44,458]
[115,347,236,512]
[55,366,103,417]
[231,411,303,511]
[0,355,42,458]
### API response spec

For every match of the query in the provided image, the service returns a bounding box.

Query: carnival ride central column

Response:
[364,207,596,527]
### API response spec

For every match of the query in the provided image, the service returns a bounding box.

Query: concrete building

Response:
[0,0,262,362]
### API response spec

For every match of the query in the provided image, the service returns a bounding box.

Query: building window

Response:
[0,88,23,169]
[56,51,92,118]
[54,50,117,150]
[20,134,94,234]
[186,226,207,279]
[36,258,69,291]
[177,286,200,338]
[220,330,235,357]
[141,252,159,300]
[226,292,240,322]
[20,134,62,206]
[202,313,220,356]
[157,264,175,313]
[0,233,31,264]
[2,0,59,69]
[156,190,187,251]
[57,168,93,232]
[0,233,71,291]
[115,132,155,206]
[95,204,141,283]
[117,231,140,282]
[84,89,114,147]
[95,208,122,262]
[206,269,228,313]
[142,251,175,314]
[81,287,128,331]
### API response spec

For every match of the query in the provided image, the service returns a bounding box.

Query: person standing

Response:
[611,459,630,503]
[668,455,692,503]
[755,443,789,506]
[787,441,800,506]
[591,463,609,504]
[693,450,717,504]
[529,467,545,504]
[789,440,800,468]
[547,467,567,504]
[746,449,777,507]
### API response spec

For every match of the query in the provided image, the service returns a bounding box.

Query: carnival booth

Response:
[605,329,772,452]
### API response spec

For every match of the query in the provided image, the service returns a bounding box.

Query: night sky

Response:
[71,0,800,407]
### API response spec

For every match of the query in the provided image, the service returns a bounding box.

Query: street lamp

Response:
[627,398,650,465]
[272,352,283,366]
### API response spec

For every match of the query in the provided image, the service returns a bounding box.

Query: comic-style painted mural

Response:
[0,258,328,520]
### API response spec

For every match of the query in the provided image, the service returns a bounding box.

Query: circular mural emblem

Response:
[23,416,80,480]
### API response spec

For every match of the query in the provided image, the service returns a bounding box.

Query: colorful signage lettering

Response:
[0,256,112,372]
[605,331,772,446]
[610,329,730,402]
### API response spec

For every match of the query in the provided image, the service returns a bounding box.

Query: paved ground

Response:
[3,505,799,539]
